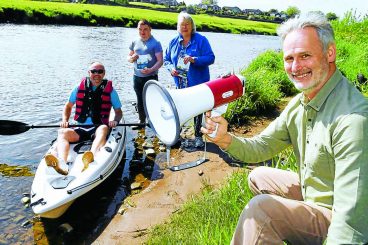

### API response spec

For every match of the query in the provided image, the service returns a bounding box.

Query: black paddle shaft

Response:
[0,120,147,135]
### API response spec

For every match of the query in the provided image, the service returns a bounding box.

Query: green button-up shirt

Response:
[226,70,368,244]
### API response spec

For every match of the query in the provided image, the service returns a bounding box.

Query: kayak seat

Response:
[50,176,76,189]
[73,140,92,154]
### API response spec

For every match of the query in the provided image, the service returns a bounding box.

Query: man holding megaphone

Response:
[201,12,368,245]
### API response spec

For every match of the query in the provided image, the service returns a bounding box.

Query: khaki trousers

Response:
[231,166,332,245]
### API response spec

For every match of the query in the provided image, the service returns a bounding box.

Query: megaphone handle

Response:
[208,122,219,138]
[206,104,228,138]
[204,110,221,138]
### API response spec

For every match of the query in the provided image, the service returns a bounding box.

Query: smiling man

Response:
[202,12,368,244]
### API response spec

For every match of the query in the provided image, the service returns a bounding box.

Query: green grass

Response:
[128,1,166,9]
[333,13,368,94]
[146,147,297,244]
[147,170,252,244]
[0,0,278,34]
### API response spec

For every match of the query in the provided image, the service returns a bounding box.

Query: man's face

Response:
[88,63,105,84]
[138,23,151,41]
[283,27,335,97]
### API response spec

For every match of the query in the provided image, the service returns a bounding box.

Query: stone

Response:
[21,197,30,204]
[142,142,154,149]
[59,223,73,233]
[145,149,155,156]
[118,206,128,215]
[21,220,31,227]
[130,182,142,190]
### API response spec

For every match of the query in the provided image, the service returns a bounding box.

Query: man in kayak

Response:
[45,61,123,175]
[202,12,368,244]
[127,19,163,130]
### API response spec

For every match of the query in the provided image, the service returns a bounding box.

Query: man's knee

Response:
[243,194,282,222]
[248,166,270,194]
[247,194,274,212]
[96,125,109,135]
[248,166,270,181]
[58,128,72,139]
[57,128,79,142]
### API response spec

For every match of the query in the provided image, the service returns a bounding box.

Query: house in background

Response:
[156,0,178,6]
[222,6,242,15]
[243,9,263,15]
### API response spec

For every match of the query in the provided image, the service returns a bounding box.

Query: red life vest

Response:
[74,77,113,125]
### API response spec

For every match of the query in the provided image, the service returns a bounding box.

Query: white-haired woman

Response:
[164,11,215,148]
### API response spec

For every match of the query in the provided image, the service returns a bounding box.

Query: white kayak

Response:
[30,121,126,219]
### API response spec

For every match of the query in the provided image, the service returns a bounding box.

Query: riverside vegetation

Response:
[146,13,368,245]
[1,1,367,243]
[0,0,277,34]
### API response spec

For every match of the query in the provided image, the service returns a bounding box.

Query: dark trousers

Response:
[194,114,203,137]
[133,74,158,122]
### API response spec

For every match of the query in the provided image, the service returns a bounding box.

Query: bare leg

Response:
[45,128,79,175]
[82,125,109,171]
[57,128,80,162]
[90,125,109,154]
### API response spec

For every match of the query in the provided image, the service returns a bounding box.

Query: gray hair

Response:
[177,11,196,34]
[277,11,335,52]
[89,61,105,70]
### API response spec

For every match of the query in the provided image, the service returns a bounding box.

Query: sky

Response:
[183,0,368,18]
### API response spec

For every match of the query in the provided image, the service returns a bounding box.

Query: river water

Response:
[0,24,280,244]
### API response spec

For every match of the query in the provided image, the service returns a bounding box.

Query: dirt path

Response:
[93,114,279,245]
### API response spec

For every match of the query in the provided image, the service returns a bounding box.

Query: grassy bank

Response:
[0,0,277,34]
[145,14,368,245]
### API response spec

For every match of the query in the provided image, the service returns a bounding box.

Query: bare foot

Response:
[82,151,94,172]
[45,154,68,175]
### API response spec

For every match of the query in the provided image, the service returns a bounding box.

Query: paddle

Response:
[0,120,147,135]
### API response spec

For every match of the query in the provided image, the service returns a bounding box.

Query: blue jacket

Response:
[164,32,215,88]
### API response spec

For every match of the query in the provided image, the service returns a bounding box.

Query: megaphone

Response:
[143,74,245,146]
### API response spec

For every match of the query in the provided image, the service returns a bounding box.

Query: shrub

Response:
[225,50,296,125]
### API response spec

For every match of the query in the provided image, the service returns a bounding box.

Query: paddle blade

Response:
[0,120,30,135]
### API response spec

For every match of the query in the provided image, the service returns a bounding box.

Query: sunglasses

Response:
[90,69,104,74]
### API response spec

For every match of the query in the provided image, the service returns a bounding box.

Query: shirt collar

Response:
[178,33,194,45]
[300,69,343,111]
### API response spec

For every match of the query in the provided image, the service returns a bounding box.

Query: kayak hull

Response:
[30,122,126,219]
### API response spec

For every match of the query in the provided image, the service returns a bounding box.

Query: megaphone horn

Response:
[143,74,245,146]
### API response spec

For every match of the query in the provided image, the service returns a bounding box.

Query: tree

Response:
[269,8,279,14]
[285,6,300,18]
[326,12,338,21]
[201,0,217,5]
